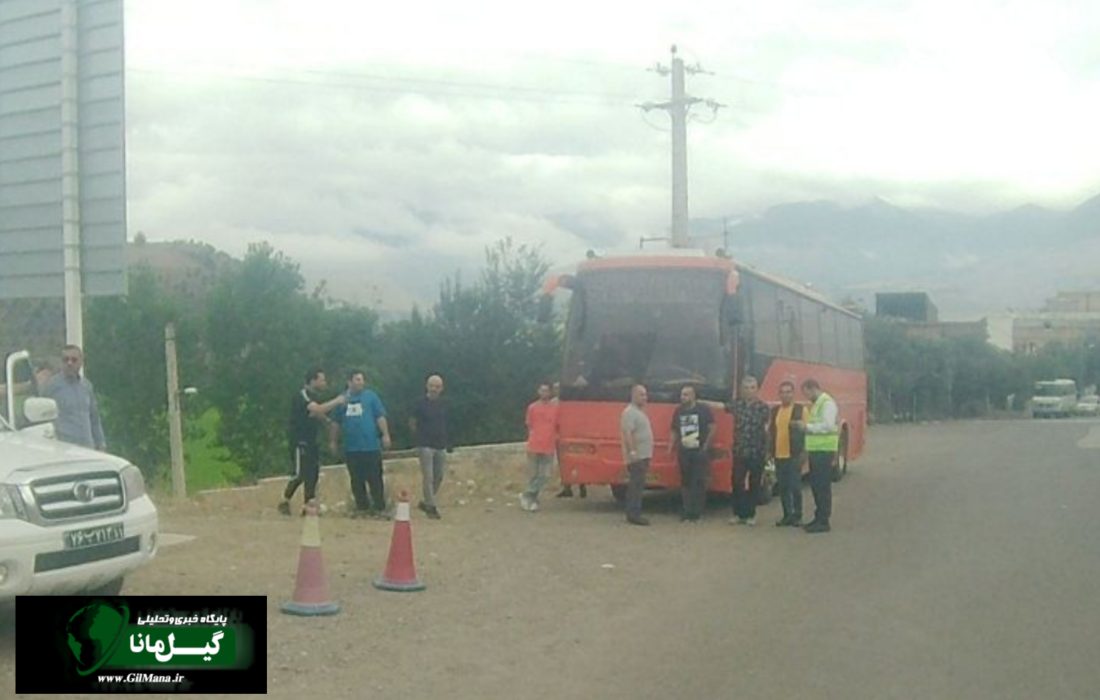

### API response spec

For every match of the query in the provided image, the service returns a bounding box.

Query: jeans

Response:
[284,442,320,502]
[625,458,650,519]
[732,452,765,520]
[775,456,803,520]
[525,453,554,501]
[678,450,710,518]
[346,451,385,512]
[808,451,833,525]
[418,447,447,508]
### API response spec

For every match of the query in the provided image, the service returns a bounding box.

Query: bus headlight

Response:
[121,465,147,500]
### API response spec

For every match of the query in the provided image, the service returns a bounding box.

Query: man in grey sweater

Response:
[621,384,654,526]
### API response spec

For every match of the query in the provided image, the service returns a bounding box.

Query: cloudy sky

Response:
[124,0,1100,310]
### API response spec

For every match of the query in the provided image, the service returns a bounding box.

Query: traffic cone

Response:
[281,500,341,616]
[373,491,425,592]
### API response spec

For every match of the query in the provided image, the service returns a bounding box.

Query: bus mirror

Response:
[537,295,554,323]
[724,296,746,326]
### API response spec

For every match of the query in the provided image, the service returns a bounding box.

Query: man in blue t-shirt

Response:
[330,369,392,518]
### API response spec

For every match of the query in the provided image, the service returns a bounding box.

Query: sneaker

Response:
[555,486,574,498]
[804,522,831,534]
[775,517,790,527]
[529,499,540,512]
[277,501,291,516]
[417,501,431,514]
[519,493,533,511]
[426,506,442,520]
[746,517,757,527]
[626,515,651,526]
[728,517,748,526]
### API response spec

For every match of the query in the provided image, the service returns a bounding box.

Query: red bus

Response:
[541,250,866,501]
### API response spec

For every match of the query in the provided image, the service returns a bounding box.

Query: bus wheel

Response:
[610,484,627,504]
[831,430,849,482]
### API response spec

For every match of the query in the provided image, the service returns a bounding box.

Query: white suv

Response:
[1,351,158,599]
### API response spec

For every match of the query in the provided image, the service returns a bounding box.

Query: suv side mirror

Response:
[24,397,58,424]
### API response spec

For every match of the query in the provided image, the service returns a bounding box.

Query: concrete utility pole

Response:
[639,46,724,249]
[60,0,84,347]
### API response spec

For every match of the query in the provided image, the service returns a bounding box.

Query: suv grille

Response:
[30,471,124,520]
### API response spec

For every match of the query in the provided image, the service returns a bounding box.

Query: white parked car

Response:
[1076,395,1100,416]
[1,351,158,599]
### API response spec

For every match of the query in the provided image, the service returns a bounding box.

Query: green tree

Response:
[380,238,562,446]
[204,243,327,478]
[84,266,195,483]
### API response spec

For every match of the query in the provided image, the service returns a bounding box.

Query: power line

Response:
[128,64,640,106]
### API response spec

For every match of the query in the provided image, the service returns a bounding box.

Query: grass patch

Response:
[182,407,245,492]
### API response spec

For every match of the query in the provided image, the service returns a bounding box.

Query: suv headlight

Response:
[121,465,147,500]
[0,484,27,520]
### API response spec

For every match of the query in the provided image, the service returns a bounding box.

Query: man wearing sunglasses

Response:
[42,345,107,451]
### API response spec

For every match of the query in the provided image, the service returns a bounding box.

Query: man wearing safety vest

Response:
[793,378,838,533]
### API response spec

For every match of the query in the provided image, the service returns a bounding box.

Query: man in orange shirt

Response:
[520,382,559,512]
[769,380,806,527]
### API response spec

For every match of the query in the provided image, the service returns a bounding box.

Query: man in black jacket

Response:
[410,374,452,520]
[770,380,806,527]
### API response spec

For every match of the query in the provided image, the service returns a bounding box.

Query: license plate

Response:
[64,522,124,550]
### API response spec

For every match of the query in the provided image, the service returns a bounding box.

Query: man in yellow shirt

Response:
[769,381,806,527]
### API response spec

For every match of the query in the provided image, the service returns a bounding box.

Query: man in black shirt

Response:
[410,374,452,519]
[278,368,344,516]
[669,385,715,522]
[730,375,770,526]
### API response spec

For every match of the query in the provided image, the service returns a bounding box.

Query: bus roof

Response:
[575,252,858,318]
[577,252,734,273]
[734,264,859,318]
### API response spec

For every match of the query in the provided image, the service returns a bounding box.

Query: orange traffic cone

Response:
[281,500,341,615]
[373,491,425,592]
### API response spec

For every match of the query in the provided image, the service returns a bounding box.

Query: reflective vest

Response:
[805,392,840,453]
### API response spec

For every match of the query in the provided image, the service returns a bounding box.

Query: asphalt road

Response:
[557,418,1100,700]
[3,418,1099,699]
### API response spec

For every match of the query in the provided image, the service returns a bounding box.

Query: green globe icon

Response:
[65,601,130,676]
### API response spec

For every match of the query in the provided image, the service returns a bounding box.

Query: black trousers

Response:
[807,451,833,525]
[732,453,765,519]
[625,458,650,519]
[678,450,710,518]
[346,451,386,512]
[284,442,320,502]
[775,456,803,520]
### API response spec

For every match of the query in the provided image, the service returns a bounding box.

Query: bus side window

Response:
[775,290,800,359]
[800,297,822,364]
[750,281,781,356]
[821,309,840,366]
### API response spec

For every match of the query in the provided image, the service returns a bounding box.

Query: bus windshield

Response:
[561,268,730,402]
[1034,382,1076,397]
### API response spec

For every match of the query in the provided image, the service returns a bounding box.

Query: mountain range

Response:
[693,193,1100,320]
